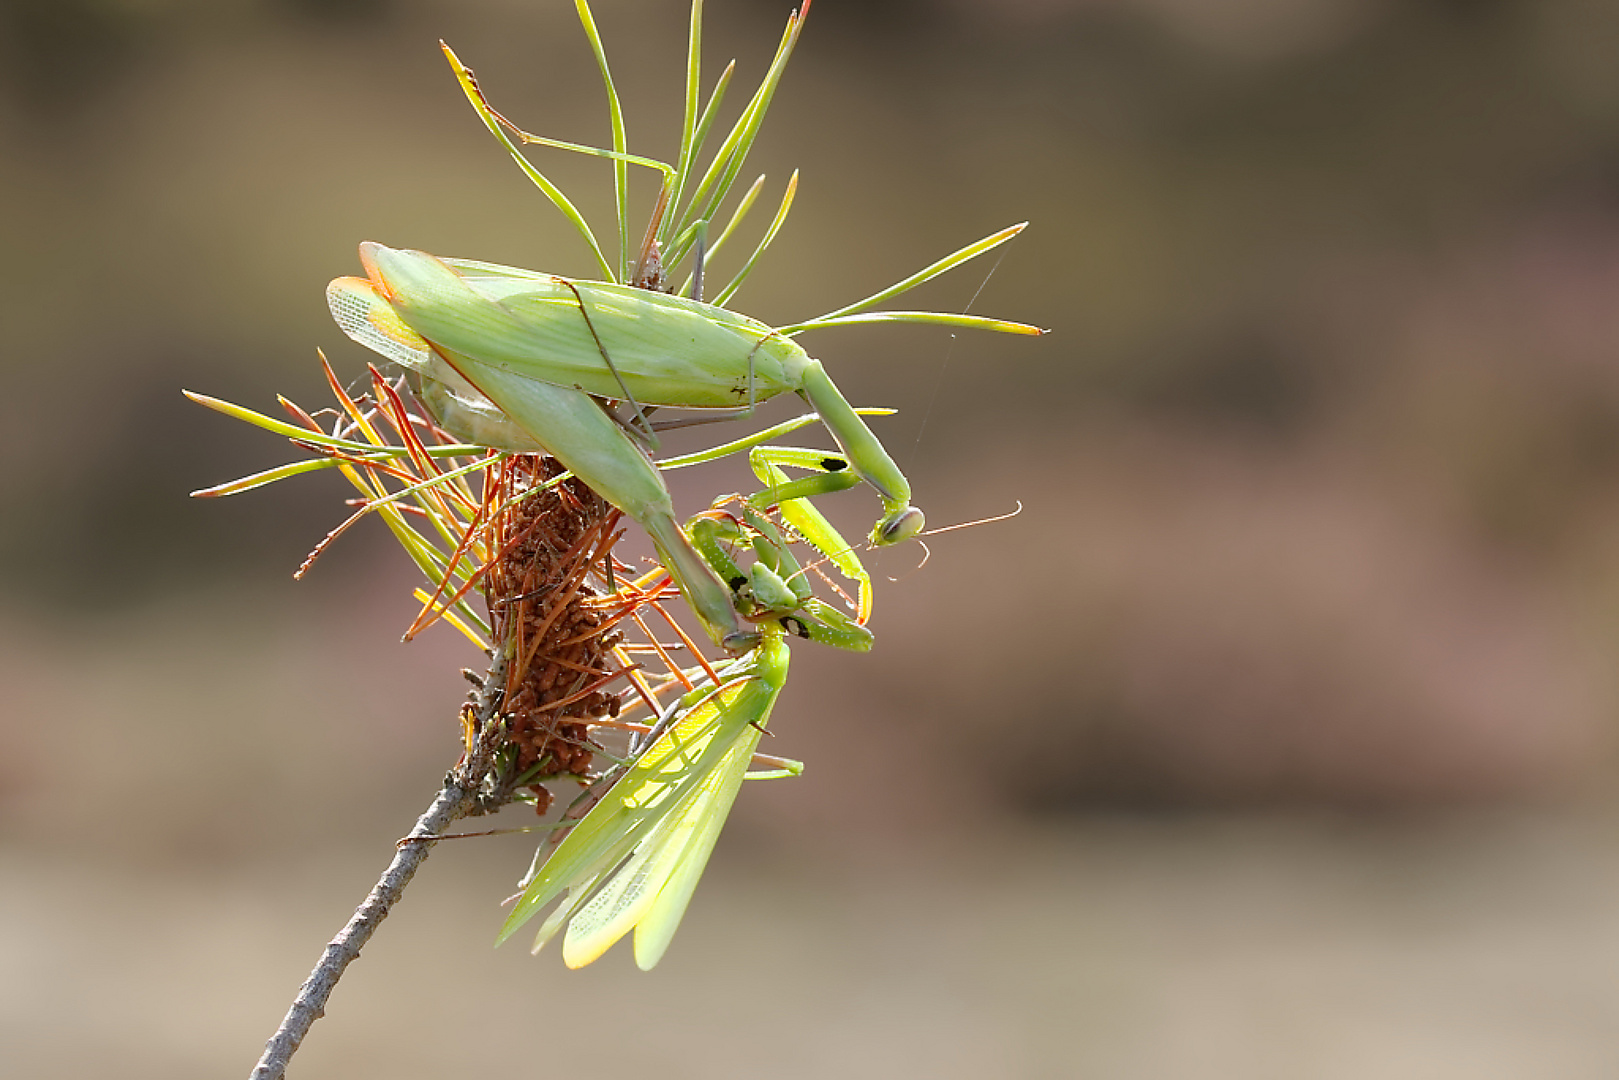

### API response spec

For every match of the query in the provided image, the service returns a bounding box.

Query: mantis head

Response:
[871,506,925,546]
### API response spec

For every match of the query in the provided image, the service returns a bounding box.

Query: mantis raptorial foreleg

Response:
[742,444,876,621]
[687,448,877,649]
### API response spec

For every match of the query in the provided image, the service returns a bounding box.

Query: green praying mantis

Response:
[509,630,794,970]
[174,0,1051,1001]
[501,460,873,969]
[329,229,1039,654]
[325,0,1042,654]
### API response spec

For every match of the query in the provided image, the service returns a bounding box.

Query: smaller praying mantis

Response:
[507,630,794,970]
[501,468,871,969]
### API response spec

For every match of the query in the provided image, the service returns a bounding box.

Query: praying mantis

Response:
[176,5,1051,1051]
[315,0,1045,963]
[511,628,794,970]
[329,231,1038,653]
[502,465,872,969]
[326,0,1042,654]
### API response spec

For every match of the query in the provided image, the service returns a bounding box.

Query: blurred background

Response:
[4,0,1619,1075]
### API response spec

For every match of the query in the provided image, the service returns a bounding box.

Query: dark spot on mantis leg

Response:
[780,616,812,639]
[821,458,848,472]
[728,576,748,592]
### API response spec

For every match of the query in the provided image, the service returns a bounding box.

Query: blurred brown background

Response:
[5,0,1619,1075]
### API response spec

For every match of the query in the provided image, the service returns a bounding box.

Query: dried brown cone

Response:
[204,366,687,818]
[482,455,631,814]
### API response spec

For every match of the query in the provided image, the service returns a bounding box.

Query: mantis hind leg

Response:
[556,277,660,452]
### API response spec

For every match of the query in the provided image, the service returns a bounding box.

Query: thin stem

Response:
[248,656,509,1080]
[248,779,467,1079]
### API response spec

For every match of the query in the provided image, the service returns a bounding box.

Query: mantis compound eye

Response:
[872,506,925,546]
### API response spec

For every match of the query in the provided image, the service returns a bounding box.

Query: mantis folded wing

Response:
[501,633,791,970]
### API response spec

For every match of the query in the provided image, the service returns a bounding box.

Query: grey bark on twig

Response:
[247,656,508,1080]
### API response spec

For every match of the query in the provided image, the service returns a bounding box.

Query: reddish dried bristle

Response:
[484,457,632,809]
